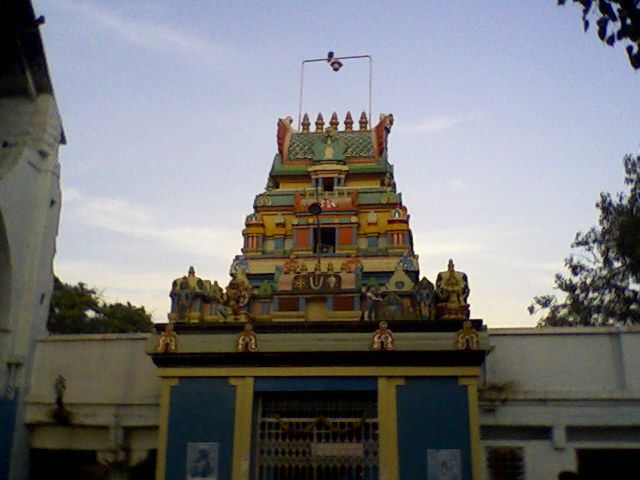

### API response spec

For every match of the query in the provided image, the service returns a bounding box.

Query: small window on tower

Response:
[314,227,336,254]
[322,177,334,192]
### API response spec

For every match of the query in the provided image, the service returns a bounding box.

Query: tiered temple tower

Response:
[152,111,488,480]
[166,111,471,325]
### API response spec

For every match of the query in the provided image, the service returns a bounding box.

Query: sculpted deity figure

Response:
[229,255,249,276]
[168,266,223,322]
[435,259,470,320]
[283,254,300,274]
[224,272,250,319]
[380,292,404,321]
[156,322,178,353]
[209,281,223,302]
[363,286,383,321]
[276,116,294,156]
[383,172,396,192]
[414,277,436,320]
[204,280,224,318]
[172,277,194,320]
[373,113,394,157]
[341,253,362,273]
[440,260,468,305]
[169,267,198,321]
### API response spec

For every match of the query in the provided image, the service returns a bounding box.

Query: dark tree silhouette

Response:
[48,277,153,333]
[530,154,640,326]
[559,0,640,69]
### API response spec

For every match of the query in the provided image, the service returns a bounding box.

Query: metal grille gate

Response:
[254,391,379,480]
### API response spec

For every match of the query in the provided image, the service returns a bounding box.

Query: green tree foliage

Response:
[559,0,640,69]
[529,154,640,326]
[48,277,153,333]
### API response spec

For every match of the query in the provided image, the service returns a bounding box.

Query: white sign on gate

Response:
[427,449,461,480]
[186,442,218,480]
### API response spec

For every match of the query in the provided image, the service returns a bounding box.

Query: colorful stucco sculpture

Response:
[166,113,471,324]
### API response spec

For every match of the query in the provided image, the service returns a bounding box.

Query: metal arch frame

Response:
[299,54,373,266]
[297,54,373,131]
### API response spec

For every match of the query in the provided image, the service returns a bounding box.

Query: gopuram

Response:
[151,107,489,480]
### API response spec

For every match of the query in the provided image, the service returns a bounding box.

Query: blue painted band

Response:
[254,377,377,392]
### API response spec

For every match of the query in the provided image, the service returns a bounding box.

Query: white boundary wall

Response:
[23,327,640,478]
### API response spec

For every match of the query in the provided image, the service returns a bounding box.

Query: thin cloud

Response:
[412,225,545,262]
[64,190,240,261]
[59,190,240,322]
[405,112,485,134]
[58,1,220,63]
[55,260,170,293]
[55,259,176,321]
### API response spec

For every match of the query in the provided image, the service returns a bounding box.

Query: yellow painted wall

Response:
[305,298,327,321]
[262,215,288,236]
[243,226,265,235]
[279,180,309,189]
[357,211,410,235]
[346,178,380,188]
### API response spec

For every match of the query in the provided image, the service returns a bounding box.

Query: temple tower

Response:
[236,111,412,322]
[152,106,488,478]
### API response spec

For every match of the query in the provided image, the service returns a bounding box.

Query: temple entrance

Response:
[253,391,379,480]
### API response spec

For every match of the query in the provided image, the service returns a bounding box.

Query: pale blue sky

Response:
[36,0,640,326]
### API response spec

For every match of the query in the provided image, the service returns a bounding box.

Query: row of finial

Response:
[301,111,369,133]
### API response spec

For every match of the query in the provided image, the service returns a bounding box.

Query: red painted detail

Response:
[338,227,354,246]
[333,296,355,311]
[297,228,310,248]
[279,298,300,312]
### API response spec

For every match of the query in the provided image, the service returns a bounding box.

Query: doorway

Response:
[253,391,379,480]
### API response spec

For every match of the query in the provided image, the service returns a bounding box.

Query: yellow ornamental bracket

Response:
[236,323,258,352]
